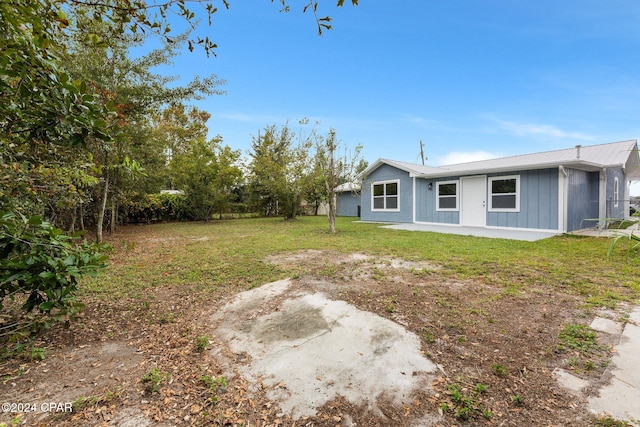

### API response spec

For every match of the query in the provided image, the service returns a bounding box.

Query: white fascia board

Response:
[414,160,606,179]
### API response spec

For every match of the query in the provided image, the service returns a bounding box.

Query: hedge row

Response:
[118,193,249,224]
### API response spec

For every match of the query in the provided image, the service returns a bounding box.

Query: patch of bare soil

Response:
[0,246,625,426]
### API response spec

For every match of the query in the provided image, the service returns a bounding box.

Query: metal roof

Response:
[365,140,640,180]
[334,182,361,192]
[360,158,447,178]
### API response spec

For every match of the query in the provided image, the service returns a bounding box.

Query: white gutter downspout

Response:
[559,166,568,232]
[599,168,607,226]
[412,177,416,223]
[623,165,631,220]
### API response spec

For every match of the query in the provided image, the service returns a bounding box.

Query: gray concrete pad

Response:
[211,279,439,420]
[590,317,624,336]
[552,368,589,395]
[588,307,640,425]
[379,223,558,241]
[571,221,639,238]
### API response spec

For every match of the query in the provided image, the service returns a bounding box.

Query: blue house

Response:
[359,140,640,233]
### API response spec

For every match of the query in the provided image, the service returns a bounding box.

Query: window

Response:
[372,180,399,211]
[488,175,520,212]
[436,181,458,211]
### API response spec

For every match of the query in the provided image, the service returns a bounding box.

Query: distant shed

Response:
[335,182,361,217]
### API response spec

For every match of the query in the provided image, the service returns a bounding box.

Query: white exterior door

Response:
[461,176,487,227]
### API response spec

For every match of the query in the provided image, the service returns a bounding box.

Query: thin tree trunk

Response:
[328,134,337,234]
[79,203,85,231]
[69,205,77,233]
[328,191,337,234]
[110,197,117,234]
[96,171,109,243]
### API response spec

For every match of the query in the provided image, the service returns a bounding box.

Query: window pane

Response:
[373,184,384,197]
[386,182,398,195]
[386,196,398,209]
[439,183,456,196]
[373,197,385,209]
[439,196,456,209]
[492,179,516,194]
[492,194,516,209]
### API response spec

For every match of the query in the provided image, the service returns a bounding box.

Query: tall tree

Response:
[152,104,212,190]
[0,1,112,216]
[248,122,315,219]
[0,0,112,331]
[60,0,359,56]
[172,137,242,221]
[314,129,363,233]
[64,11,224,242]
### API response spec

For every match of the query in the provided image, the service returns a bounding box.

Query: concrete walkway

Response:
[554,307,640,425]
[380,223,559,242]
[587,307,640,425]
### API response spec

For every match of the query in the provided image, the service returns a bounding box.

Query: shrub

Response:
[158,193,190,221]
[0,211,108,339]
[119,192,191,224]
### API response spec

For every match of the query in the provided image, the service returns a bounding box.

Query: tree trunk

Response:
[69,205,77,233]
[327,135,337,234]
[110,196,117,234]
[96,171,109,243]
[328,191,336,234]
[79,202,85,231]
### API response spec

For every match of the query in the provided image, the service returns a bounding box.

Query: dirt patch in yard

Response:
[0,243,630,426]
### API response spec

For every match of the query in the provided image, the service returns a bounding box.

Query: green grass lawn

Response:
[86,216,640,309]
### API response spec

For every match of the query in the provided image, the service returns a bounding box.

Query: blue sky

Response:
[155,1,640,192]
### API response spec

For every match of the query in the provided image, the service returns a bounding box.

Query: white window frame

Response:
[371,180,400,212]
[614,177,619,208]
[436,180,459,211]
[488,175,520,212]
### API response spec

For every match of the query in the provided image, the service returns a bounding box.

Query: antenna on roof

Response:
[420,140,427,165]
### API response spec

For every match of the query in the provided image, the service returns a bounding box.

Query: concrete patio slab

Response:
[211,279,439,421]
[379,223,559,241]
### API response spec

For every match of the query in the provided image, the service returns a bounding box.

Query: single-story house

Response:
[359,140,640,233]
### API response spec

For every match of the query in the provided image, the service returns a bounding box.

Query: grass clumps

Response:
[557,323,611,374]
[200,375,227,405]
[439,382,492,421]
[141,367,170,393]
[558,323,600,355]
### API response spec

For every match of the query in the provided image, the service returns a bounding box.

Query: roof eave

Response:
[415,160,607,179]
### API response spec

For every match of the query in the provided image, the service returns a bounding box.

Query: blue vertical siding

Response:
[566,169,599,231]
[415,178,459,224]
[336,191,361,217]
[486,169,559,230]
[360,164,413,223]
